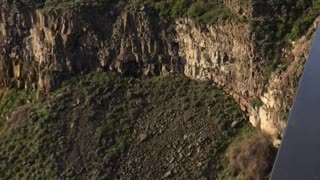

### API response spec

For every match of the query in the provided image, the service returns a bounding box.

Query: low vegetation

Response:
[3,0,108,9]
[152,0,236,23]
[5,0,320,46]
[251,97,264,109]
[251,0,320,73]
[227,132,277,180]
[0,90,36,119]
[0,72,263,179]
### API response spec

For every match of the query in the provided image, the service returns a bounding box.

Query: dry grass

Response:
[227,132,277,180]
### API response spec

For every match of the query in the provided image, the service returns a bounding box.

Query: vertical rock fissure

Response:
[0,4,318,142]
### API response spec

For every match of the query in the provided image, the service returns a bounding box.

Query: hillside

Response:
[0,72,274,179]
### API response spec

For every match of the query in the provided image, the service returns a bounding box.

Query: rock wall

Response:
[0,6,103,91]
[105,9,181,77]
[0,5,180,92]
[175,16,318,143]
[250,18,320,144]
[0,3,317,142]
[175,19,261,109]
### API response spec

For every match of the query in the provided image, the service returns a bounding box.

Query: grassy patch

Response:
[153,0,239,23]
[0,90,36,118]
[250,0,319,74]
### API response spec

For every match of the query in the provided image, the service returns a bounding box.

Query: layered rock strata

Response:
[0,3,317,142]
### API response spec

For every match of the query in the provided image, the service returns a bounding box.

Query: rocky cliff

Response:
[175,14,319,144]
[0,2,318,142]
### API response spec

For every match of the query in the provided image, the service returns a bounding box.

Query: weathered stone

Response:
[138,133,148,143]
[162,170,171,179]
[231,121,239,128]
[183,134,188,141]
[0,4,318,143]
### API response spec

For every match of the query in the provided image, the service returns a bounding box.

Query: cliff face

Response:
[0,6,99,91]
[174,16,319,143]
[0,3,317,142]
[0,5,182,91]
[251,19,319,143]
[174,19,265,130]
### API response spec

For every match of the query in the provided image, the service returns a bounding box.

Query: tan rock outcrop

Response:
[0,4,318,142]
[175,16,319,142]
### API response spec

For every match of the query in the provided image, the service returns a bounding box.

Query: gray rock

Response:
[183,134,188,141]
[169,157,175,164]
[231,121,240,128]
[162,170,172,179]
[138,134,148,143]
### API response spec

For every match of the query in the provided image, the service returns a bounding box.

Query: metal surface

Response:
[271,25,320,180]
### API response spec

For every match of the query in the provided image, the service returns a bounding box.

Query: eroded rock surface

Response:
[0,3,317,141]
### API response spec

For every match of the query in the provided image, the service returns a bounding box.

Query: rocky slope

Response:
[0,72,258,179]
[0,1,318,143]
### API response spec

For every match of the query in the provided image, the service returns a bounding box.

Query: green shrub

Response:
[154,2,171,16]
[281,111,290,121]
[187,4,204,18]
[251,98,263,109]
[289,15,315,40]
[171,0,193,18]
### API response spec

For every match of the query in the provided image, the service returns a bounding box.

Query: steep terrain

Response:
[0,0,319,178]
[0,1,319,142]
[0,72,258,179]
